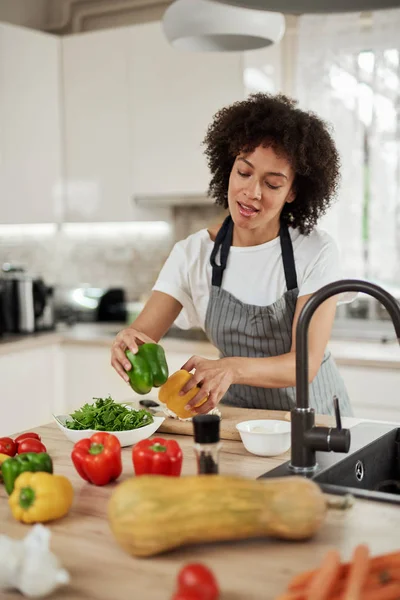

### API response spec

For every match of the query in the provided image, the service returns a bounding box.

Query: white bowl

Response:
[235,419,291,457]
[53,414,165,447]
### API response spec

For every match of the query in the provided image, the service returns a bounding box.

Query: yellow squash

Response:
[108,475,327,557]
[9,471,74,524]
[158,369,208,419]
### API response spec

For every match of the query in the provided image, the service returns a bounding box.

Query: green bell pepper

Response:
[1,452,53,495]
[125,343,169,395]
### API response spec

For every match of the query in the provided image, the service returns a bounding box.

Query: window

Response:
[296,12,400,291]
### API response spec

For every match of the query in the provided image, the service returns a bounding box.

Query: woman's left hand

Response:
[179,356,235,414]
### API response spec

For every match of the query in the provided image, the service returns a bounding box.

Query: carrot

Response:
[274,594,304,600]
[342,544,370,600]
[288,551,400,592]
[323,567,400,600]
[370,553,400,573]
[362,583,400,600]
[276,570,400,600]
[306,549,342,600]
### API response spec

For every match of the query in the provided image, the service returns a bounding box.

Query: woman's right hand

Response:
[111,327,156,382]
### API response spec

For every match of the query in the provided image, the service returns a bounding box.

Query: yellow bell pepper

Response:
[158,369,208,419]
[8,471,74,524]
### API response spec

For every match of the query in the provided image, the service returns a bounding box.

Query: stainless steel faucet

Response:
[290,279,400,474]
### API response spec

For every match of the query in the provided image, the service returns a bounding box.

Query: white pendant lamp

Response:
[162,0,286,52]
[212,0,400,13]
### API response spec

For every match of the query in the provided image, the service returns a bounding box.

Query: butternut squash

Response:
[108,475,326,557]
[158,370,207,419]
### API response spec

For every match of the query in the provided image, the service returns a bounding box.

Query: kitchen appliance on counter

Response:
[0,264,55,336]
[35,284,56,332]
[54,286,128,325]
[97,289,127,322]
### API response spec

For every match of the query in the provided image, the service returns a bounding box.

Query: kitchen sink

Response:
[259,422,400,505]
[314,426,400,502]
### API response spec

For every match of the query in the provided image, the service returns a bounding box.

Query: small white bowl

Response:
[235,419,291,457]
[53,414,165,448]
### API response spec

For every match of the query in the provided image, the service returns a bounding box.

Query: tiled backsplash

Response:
[0,205,226,301]
[173,205,227,244]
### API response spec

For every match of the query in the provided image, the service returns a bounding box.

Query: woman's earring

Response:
[288,212,294,223]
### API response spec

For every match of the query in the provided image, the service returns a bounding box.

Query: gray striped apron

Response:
[204,215,353,417]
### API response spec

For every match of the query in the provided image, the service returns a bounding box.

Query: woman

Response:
[111,93,352,417]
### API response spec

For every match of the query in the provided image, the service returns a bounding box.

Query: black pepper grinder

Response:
[192,414,222,474]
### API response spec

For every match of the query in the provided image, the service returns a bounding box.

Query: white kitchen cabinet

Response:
[129,22,245,197]
[338,364,400,423]
[62,22,244,216]
[62,341,218,413]
[0,24,62,224]
[62,28,130,222]
[62,27,168,223]
[63,344,134,411]
[0,344,62,437]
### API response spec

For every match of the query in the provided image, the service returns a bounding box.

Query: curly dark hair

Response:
[203,93,340,235]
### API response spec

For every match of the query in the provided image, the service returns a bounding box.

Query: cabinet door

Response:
[62,343,220,413]
[0,24,62,224]
[0,344,62,437]
[339,364,400,423]
[63,28,162,223]
[63,344,141,410]
[129,22,244,197]
[62,28,130,222]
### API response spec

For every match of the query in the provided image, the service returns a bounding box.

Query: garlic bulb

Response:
[0,525,69,598]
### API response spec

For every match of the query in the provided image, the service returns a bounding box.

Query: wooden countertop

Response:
[1,422,399,600]
[1,323,400,369]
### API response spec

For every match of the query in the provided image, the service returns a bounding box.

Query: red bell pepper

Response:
[0,437,17,457]
[17,439,47,454]
[71,432,122,486]
[132,437,183,476]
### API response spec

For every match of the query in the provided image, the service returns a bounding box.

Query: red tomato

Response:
[177,565,219,600]
[172,586,210,600]
[17,438,47,454]
[15,432,41,444]
[0,437,17,457]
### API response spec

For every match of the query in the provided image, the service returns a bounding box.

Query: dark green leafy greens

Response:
[65,396,154,431]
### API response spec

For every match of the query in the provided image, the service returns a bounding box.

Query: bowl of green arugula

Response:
[53,396,165,447]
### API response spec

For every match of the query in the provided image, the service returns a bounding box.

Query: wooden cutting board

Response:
[156,404,333,441]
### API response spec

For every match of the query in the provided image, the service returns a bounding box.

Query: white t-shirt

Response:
[153,226,343,330]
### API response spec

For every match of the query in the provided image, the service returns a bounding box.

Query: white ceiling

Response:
[215,0,400,11]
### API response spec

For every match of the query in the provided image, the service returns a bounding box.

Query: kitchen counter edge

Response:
[1,323,400,369]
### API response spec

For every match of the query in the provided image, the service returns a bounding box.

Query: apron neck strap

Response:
[279,221,298,291]
[210,215,233,287]
[210,215,298,291]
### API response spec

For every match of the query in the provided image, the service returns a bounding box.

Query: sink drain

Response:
[355,460,365,481]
